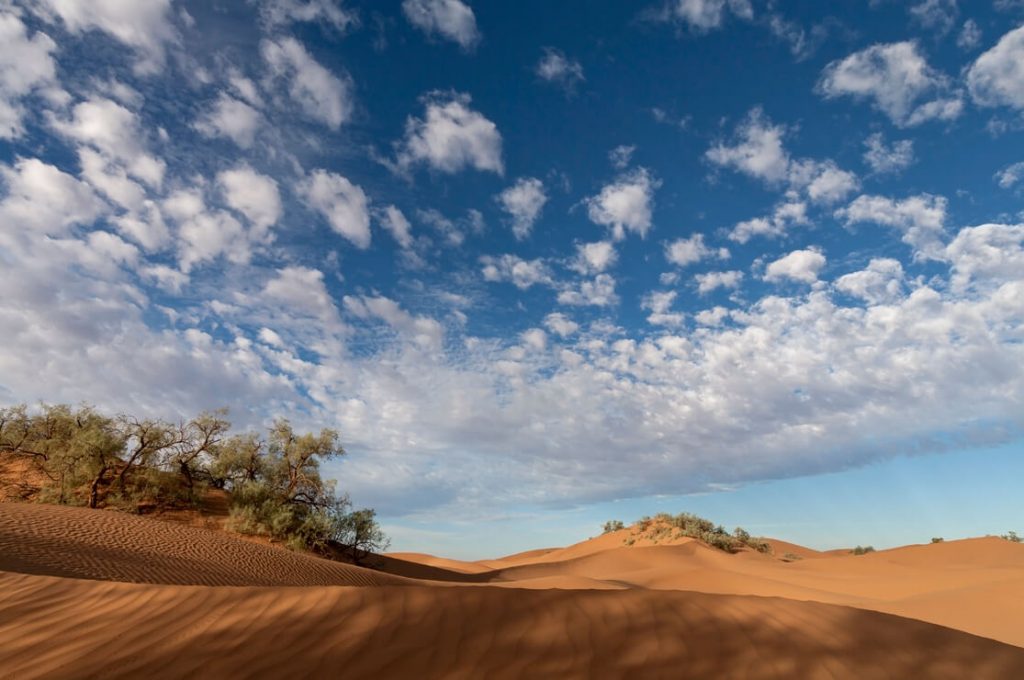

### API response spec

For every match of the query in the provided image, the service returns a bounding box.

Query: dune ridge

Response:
[2,502,1024,679]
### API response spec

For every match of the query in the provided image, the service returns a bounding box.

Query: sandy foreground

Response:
[1,503,1023,679]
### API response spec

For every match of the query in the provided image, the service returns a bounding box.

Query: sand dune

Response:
[2,502,1023,678]
[0,502,407,587]
[2,571,1023,679]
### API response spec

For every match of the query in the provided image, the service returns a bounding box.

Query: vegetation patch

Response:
[603,512,772,554]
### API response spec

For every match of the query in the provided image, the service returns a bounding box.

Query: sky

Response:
[1,0,1023,559]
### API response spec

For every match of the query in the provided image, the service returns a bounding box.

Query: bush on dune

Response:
[851,545,875,555]
[609,511,772,554]
[0,403,387,560]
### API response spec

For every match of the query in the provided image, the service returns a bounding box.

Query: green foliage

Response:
[851,545,876,555]
[602,520,625,534]
[931,537,944,544]
[1001,531,1021,543]
[0,402,387,559]
[619,510,772,554]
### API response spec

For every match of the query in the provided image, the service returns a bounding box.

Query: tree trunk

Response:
[88,466,108,509]
[179,461,193,490]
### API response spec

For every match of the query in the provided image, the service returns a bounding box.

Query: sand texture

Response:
[2,502,1023,679]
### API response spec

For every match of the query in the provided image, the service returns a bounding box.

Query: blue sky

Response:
[1,0,1023,558]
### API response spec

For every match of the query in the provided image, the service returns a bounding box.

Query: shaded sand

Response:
[0,502,407,587]
[3,503,1024,678]
[2,571,1023,679]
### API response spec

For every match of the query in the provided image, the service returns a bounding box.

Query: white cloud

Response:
[764,248,826,284]
[706,107,789,183]
[795,160,860,205]
[51,97,166,188]
[395,92,503,175]
[957,19,982,50]
[608,145,635,170]
[945,223,1024,292]
[164,187,252,272]
[863,133,915,175]
[665,233,729,266]
[695,269,743,294]
[837,194,947,259]
[345,295,444,353]
[557,273,617,307]
[694,305,729,326]
[378,205,414,248]
[835,258,905,305]
[0,158,103,236]
[217,165,281,240]
[571,240,618,274]
[261,37,353,129]
[728,201,807,243]
[818,42,962,126]
[417,207,482,247]
[402,0,480,51]
[536,48,584,90]
[520,328,547,352]
[909,0,958,35]
[297,170,371,249]
[480,254,553,289]
[264,265,341,324]
[543,312,579,338]
[32,0,179,75]
[255,0,357,32]
[194,93,263,149]
[642,290,683,326]
[497,177,547,239]
[0,7,60,140]
[995,161,1024,189]
[585,168,659,240]
[967,25,1024,109]
[667,0,753,32]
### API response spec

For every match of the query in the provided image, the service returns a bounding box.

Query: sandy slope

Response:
[2,502,1024,679]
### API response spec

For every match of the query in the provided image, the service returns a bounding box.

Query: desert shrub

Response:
[782,552,802,562]
[852,545,875,555]
[931,537,944,544]
[602,520,625,533]
[1001,531,1021,543]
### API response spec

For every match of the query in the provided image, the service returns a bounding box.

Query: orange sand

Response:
[1,502,1023,679]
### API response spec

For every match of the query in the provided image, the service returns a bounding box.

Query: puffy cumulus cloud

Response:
[706,107,790,183]
[642,290,683,327]
[519,327,547,352]
[480,254,553,289]
[665,233,729,267]
[835,258,905,304]
[0,158,104,236]
[665,0,753,32]
[817,42,962,127]
[255,0,358,32]
[395,92,503,175]
[790,160,860,205]
[944,224,1024,293]
[297,169,371,249]
[967,25,1024,109]
[194,93,263,149]
[32,0,179,75]
[571,240,618,274]
[908,0,958,35]
[863,133,915,175]
[496,177,547,239]
[696,269,743,294]
[557,274,617,307]
[164,187,251,273]
[0,7,60,140]
[345,295,444,354]
[995,161,1024,189]
[377,205,414,248]
[51,97,166,188]
[261,37,353,130]
[728,201,808,243]
[543,312,579,338]
[764,248,826,284]
[585,168,659,240]
[836,193,947,260]
[402,0,480,51]
[536,48,584,91]
[217,165,281,241]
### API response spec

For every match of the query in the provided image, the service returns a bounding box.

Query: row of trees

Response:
[0,404,387,559]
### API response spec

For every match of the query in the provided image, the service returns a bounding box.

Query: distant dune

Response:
[2,502,1023,679]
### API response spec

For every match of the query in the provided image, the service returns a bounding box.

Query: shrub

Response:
[782,552,802,562]
[931,537,944,544]
[852,545,875,555]
[602,520,625,534]
[1001,531,1021,543]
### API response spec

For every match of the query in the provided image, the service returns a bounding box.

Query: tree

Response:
[114,416,180,494]
[603,520,625,533]
[333,505,390,563]
[167,410,230,492]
